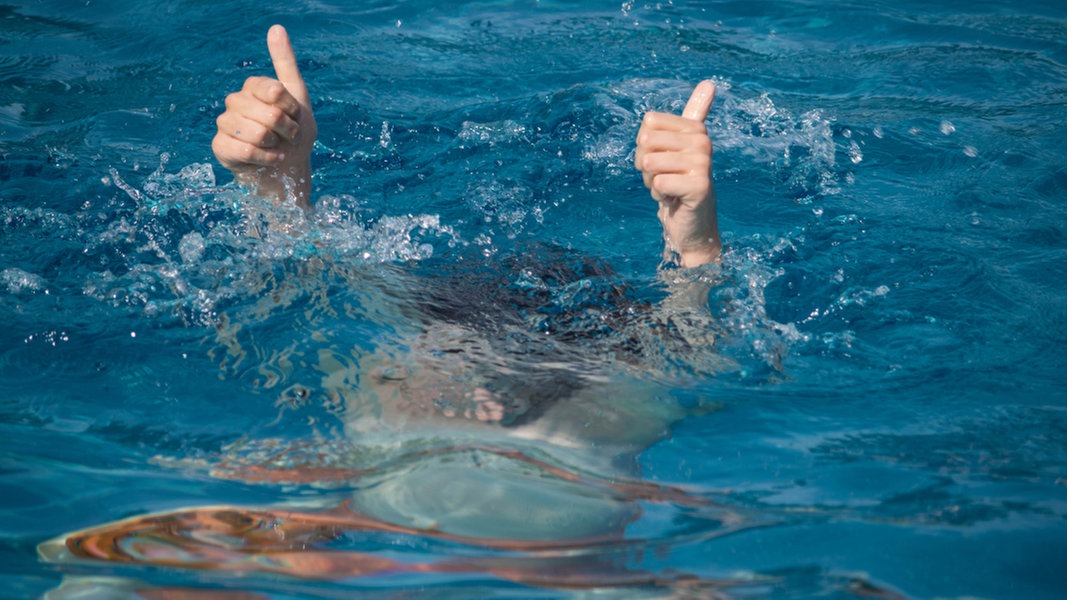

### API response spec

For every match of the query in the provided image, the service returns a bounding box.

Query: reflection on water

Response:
[40,451,751,587]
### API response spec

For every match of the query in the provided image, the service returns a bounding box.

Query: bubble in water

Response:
[848,141,863,164]
[379,121,392,149]
[457,120,526,145]
[464,181,533,237]
[835,284,890,308]
[178,232,206,264]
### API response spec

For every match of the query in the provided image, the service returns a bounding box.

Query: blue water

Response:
[3,0,1066,597]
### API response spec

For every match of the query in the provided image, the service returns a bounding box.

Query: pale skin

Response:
[634,80,721,267]
[212,25,316,208]
[212,25,720,267]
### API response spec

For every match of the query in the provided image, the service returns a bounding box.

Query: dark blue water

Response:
[2,0,1065,598]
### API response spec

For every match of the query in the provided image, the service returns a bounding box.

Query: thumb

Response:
[266,24,310,106]
[681,80,716,122]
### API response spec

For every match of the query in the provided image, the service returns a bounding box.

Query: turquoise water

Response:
[3,0,1066,597]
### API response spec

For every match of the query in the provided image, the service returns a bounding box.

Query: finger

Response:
[651,173,711,202]
[639,112,708,137]
[267,25,310,106]
[634,143,647,170]
[217,112,281,148]
[212,133,285,169]
[641,150,711,176]
[242,77,301,119]
[681,80,716,122]
[637,130,712,154]
[635,146,656,189]
[225,91,301,141]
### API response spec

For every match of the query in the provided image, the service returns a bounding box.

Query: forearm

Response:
[660,187,721,268]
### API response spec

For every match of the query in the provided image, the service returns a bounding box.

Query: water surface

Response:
[1,0,1065,598]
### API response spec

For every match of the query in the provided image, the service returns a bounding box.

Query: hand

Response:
[634,80,720,267]
[211,25,317,207]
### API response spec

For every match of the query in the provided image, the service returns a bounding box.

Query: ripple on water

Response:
[0,2,1062,597]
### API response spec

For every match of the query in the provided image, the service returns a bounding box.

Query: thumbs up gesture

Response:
[634,81,720,267]
[212,25,317,207]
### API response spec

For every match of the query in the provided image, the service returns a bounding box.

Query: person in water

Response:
[206,24,723,541]
[39,27,741,594]
[212,25,720,269]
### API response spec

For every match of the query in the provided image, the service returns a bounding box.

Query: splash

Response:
[715,89,842,202]
[84,156,459,326]
[712,238,811,377]
[0,267,46,294]
[594,79,847,205]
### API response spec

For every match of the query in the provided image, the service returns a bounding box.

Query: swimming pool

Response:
[2,0,1065,597]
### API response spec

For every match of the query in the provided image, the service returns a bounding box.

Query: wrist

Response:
[677,239,721,268]
[661,198,720,268]
[234,157,312,208]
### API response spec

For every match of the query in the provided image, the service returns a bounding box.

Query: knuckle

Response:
[640,153,655,172]
[264,106,284,126]
[223,91,242,108]
[236,143,258,162]
[246,121,266,140]
[264,81,286,102]
[255,127,277,148]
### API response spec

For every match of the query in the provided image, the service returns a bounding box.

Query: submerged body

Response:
[41,23,724,564]
[322,247,720,540]
[13,4,1064,598]
[211,25,721,542]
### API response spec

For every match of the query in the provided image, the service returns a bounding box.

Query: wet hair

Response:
[414,242,642,338]
[408,242,649,427]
